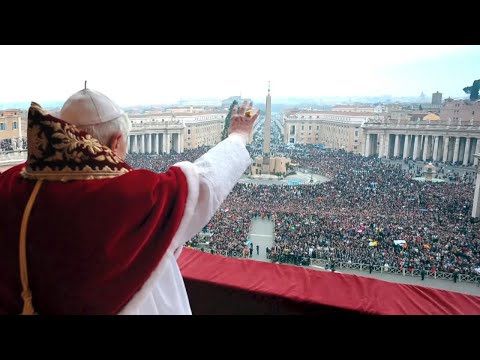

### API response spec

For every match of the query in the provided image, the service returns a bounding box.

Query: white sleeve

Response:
[169,133,251,257]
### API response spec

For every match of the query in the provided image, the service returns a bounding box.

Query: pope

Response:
[0,88,258,315]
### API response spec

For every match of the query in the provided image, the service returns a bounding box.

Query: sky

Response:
[0,45,479,106]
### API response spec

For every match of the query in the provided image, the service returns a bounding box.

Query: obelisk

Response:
[262,82,271,174]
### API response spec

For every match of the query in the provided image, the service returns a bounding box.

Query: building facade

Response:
[283,111,371,153]
[0,109,22,141]
[432,91,442,105]
[362,115,480,166]
[165,106,206,114]
[127,110,226,154]
[331,105,380,113]
[440,99,480,122]
[183,112,226,149]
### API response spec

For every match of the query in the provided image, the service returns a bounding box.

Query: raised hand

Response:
[228,100,260,139]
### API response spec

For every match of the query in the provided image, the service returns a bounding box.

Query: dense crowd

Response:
[125,146,211,172]
[188,209,254,256]
[0,138,26,152]
[4,118,478,277]
[127,126,480,277]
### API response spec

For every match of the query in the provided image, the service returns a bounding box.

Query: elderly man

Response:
[0,88,258,315]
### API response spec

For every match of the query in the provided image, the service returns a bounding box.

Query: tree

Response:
[221,100,239,141]
[463,79,480,101]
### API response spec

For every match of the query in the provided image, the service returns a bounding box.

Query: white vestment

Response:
[118,134,251,315]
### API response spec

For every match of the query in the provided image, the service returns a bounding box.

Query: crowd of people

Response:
[4,114,480,275]
[4,114,479,278]
[185,209,253,256]
[125,146,211,172]
[3,112,478,278]
[128,140,480,278]
[0,138,26,152]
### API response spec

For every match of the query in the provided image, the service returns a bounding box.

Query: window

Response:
[355,130,359,137]
[289,138,295,144]
[0,123,5,130]
[309,126,311,131]
[13,122,17,130]
[301,125,304,130]
[290,125,296,135]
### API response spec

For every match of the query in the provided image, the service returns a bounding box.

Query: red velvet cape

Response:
[0,163,188,314]
[0,104,188,314]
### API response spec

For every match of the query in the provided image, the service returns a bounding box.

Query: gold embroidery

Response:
[30,125,47,160]
[21,102,132,181]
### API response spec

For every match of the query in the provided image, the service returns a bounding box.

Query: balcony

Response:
[179,248,480,315]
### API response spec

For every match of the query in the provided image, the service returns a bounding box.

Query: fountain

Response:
[413,162,445,183]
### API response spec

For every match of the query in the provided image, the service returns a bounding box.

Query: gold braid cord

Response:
[19,179,43,315]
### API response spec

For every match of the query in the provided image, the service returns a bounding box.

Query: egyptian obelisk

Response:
[261,82,271,174]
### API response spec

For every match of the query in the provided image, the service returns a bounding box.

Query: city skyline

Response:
[0,45,479,107]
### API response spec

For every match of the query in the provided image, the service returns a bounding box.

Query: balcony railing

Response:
[189,246,480,284]
[178,248,480,315]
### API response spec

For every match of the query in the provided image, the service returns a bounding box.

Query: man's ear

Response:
[108,133,123,153]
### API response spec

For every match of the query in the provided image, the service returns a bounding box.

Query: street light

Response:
[472,153,480,218]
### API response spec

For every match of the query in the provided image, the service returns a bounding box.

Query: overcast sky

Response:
[1,45,479,106]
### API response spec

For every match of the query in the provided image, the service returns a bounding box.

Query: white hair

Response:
[78,113,131,146]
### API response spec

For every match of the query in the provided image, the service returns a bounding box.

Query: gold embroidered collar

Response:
[21,102,132,182]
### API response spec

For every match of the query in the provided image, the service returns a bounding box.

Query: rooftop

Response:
[129,111,226,118]
[285,110,376,117]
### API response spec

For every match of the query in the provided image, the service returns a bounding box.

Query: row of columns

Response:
[364,133,480,166]
[127,132,184,154]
